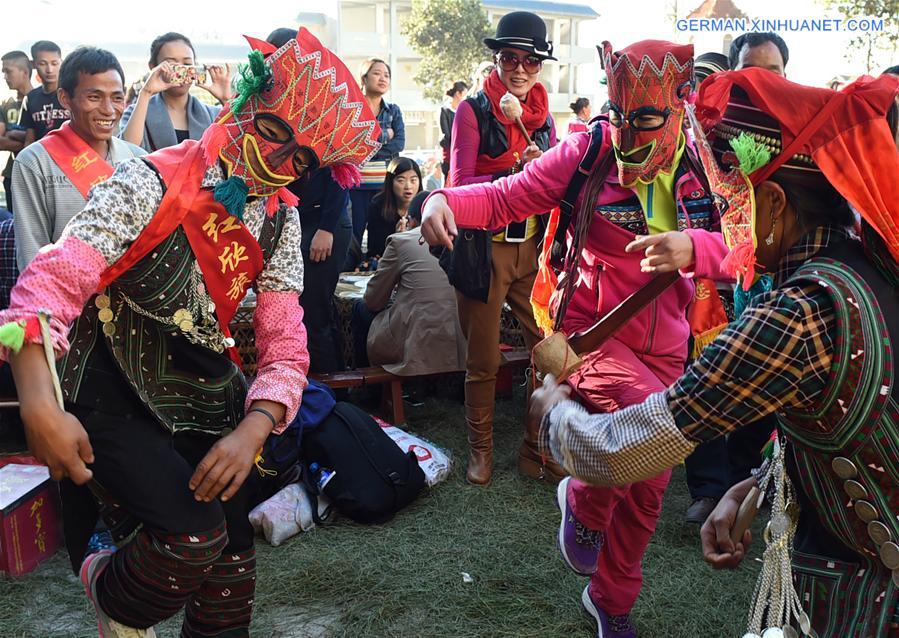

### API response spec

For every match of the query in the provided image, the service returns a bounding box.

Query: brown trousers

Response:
[456,238,542,409]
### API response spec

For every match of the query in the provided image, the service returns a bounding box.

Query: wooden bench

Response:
[311,366,406,424]
[311,349,532,425]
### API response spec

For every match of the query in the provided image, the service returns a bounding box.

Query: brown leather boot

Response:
[465,404,494,485]
[518,407,566,484]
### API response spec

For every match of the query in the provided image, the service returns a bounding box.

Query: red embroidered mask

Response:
[202,28,381,199]
[601,40,693,187]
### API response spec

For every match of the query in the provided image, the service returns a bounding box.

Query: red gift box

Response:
[0,458,62,576]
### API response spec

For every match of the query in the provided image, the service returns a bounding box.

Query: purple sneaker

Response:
[582,585,637,638]
[556,476,603,576]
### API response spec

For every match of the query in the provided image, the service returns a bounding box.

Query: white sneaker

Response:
[80,550,157,638]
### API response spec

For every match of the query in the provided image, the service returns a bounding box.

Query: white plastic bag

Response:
[248,483,332,546]
[372,416,453,487]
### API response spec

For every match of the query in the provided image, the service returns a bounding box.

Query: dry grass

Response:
[0,386,761,637]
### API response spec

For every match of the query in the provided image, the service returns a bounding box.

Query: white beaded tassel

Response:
[744,436,816,638]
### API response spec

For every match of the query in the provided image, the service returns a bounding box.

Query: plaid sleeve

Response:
[541,392,696,486]
[667,282,834,442]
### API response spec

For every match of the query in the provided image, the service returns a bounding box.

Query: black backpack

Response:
[301,402,426,524]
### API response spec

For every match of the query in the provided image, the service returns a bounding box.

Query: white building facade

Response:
[333,0,601,153]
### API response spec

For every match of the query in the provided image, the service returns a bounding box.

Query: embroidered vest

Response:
[59,164,287,435]
[778,241,899,637]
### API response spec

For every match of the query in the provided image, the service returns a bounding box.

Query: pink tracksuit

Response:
[435,124,730,615]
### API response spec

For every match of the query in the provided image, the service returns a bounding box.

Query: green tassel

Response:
[729,132,772,175]
[230,50,271,114]
[760,437,776,460]
[214,176,249,220]
[0,320,26,353]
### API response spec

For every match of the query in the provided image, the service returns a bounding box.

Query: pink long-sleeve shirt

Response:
[433,123,731,361]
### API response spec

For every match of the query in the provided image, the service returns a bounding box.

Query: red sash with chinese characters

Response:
[181,203,263,328]
[99,141,263,364]
[40,122,114,198]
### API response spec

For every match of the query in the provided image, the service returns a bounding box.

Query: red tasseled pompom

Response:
[720,240,758,291]
[200,122,229,167]
[264,187,300,216]
[23,316,41,341]
[265,194,280,215]
[330,163,361,189]
[277,186,299,207]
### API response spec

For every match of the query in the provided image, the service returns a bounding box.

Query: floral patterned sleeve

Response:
[0,159,164,359]
[253,205,304,295]
[60,158,164,262]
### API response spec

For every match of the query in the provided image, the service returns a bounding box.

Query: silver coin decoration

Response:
[830,456,857,479]
[798,612,811,634]
[770,512,790,536]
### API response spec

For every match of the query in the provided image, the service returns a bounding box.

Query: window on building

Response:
[538,63,554,93]
[559,63,571,93]
[559,19,571,46]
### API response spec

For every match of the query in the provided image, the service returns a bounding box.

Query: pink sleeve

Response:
[431,133,590,230]
[246,290,309,434]
[0,236,108,361]
[681,228,734,283]
[449,100,493,187]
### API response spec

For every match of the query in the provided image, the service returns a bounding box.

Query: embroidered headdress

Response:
[601,40,694,187]
[201,28,381,216]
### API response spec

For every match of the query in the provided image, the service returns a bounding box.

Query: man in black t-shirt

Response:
[19,40,69,148]
[1,50,34,212]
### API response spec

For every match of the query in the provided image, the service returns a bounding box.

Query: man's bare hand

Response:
[21,402,94,484]
[700,478,755,569]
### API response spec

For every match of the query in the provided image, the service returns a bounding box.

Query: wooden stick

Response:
[514,117,533,146]
[567,270,680,356]
[730,486,761,545]
[37,311,64,410]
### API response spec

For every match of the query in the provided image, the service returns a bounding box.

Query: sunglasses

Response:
[254,114,318,174]
[495,52,543,75]
[607,105,672,131]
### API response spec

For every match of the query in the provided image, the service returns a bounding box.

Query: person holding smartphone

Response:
[119,32,231,151]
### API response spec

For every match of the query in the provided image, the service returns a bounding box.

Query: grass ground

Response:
[0,385,761,638]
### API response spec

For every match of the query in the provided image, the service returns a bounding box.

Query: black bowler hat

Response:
[484,11,557,61]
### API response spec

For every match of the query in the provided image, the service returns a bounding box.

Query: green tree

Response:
[401,0,493,102]
[824,0,898,73]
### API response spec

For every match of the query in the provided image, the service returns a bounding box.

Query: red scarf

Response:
[478,70,550,174]
[40,122,114,198]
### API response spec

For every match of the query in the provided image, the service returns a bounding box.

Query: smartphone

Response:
[170,64,206,86]
[194,65,207,85]
[169,64,194,86]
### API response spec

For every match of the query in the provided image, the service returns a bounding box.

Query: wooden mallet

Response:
[500,92,534,146]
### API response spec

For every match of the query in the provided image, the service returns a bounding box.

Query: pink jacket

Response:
[433,123,731,360]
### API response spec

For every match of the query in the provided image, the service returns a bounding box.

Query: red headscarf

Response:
[478,69,550,174]
[696,68,899,267]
